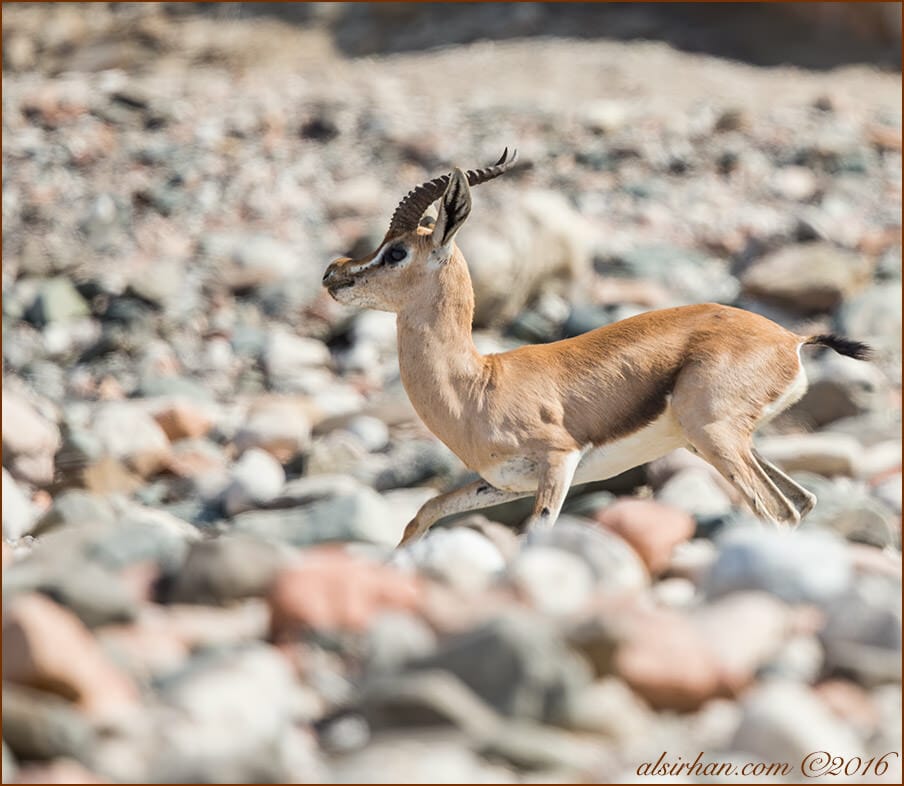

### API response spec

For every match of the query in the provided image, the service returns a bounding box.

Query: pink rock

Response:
[594,498,695,575]
[815,678,881,737]
[613,607,723,712]
[2,594,139,717]
[1,389,60,485]
[153,402,212,442]
[13,759,110,784]
[693,592,793,695]
[268,547,422,636]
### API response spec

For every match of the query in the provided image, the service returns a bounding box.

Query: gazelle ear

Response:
[433,168,472,248]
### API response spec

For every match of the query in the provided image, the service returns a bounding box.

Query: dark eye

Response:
[386,246,407,264]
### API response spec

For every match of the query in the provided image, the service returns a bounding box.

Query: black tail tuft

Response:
[805,334,873,361]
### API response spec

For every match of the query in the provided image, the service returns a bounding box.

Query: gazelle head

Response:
[322,149,517,312]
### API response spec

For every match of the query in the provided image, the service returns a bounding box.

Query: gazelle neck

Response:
[395,249,485,423]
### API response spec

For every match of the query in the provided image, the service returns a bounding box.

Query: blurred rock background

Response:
[2,2,901,783]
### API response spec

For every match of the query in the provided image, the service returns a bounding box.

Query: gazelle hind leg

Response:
[683,424,801,526]
[752,448,816,520]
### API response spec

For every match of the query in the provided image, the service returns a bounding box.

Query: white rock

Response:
[756,432,863,477]
[343,415,390,452]
[91,401,171,474]
[222,448,286,517]
[401,527,506,593]
[263,328,331,388]
[1,388,60,485]
[651,577,698,609]
[656,468,733,518]
[234,399,311,462]
[509,546,595,617]
[731,681,863,764]
[2,468,36,540]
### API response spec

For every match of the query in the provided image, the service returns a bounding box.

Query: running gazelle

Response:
[322,150,872,545]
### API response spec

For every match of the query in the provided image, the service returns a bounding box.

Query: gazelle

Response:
[322,150,873,546]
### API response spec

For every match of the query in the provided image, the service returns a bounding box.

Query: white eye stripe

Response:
[350,245,408,273]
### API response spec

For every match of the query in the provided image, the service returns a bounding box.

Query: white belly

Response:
[480,409,687,492]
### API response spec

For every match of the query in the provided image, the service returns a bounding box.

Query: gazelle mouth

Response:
[327,279,355,299]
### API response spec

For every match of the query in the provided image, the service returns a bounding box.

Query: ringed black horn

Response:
[385,148,518,238]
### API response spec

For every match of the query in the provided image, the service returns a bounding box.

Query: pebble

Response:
[2,468,37,539]
[613,607,724,712]
[730,681,863,764]
[233,397,312,463]
[268,547,421,636]
[705,527,852,605]
[168,535,286,605]
[151,400,212,442]
[2,593,139,717]
[90,401,171,477]
[526,519,650,593]
[508,546,595,617]
[233,483,401,547]
[755,431,864,477]
[399,527,506,594]
[655,468,734,519]
[693,592,793,694]
[221,447,286,516]
[594,498,695,575]
[740,242,872,314]
[407,610,592,724]
[2,388,60,485]
[24,277,89,326]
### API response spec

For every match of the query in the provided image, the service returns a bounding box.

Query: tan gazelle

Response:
[322,150,873,546]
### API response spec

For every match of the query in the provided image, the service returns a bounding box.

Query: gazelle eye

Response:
[386,246,407,264]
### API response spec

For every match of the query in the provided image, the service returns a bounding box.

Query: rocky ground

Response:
[2,3,902,784]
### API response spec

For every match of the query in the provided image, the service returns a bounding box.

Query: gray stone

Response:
[741,242,872,314]
[342,415,390,453]
[263,328,330,390]
[24,277,89,326]
[3,558,136,628]
[397,527,505,593]
[200,232,301,289]
[836,282,902,364]
[761,634,825,683]
[705,527,852,605]
[32,489,117,537]
[655,468,734,519]
[602,245,739,304]
[329,733,517,784]
[406,610,592,723]
[821,574,902,686]
[792,473,899,548]
[2,741,16,784]
[168,535,286,605]
[755,432,863,478]
[526,519,649,592]
[90,401,171,475]
[233,399,312,462]
[357,669,500,737]
[233,484,400,547]
[2,468,36,540]
[221,447,286,517]
[731,681,863,764]
[152,644,313,783]
[1,685,95,763]
[364,612,437,675]
[508,546,595,617]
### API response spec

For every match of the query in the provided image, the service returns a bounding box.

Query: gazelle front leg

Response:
[521,449,583,533]
[397,479,531,546]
